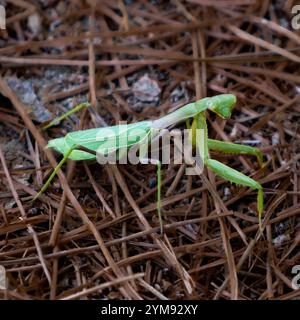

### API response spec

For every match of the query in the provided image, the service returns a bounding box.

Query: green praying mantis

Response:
[34,94,264,232]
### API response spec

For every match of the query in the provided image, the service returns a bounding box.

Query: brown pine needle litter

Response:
[0,0,300,300]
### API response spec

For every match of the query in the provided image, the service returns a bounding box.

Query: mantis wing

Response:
[47,121,153,161]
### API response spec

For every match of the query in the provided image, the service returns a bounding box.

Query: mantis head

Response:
[200,94,237,119]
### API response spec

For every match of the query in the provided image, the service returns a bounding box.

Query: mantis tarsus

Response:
[34,94,264,232]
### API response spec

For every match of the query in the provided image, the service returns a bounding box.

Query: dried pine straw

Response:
[0,0,300,300]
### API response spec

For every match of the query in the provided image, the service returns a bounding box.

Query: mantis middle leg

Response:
[207,139,263,167]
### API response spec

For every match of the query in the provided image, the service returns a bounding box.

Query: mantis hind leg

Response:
[32,145,78,202]
[208,139,263,167]
[205,158,264,228]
